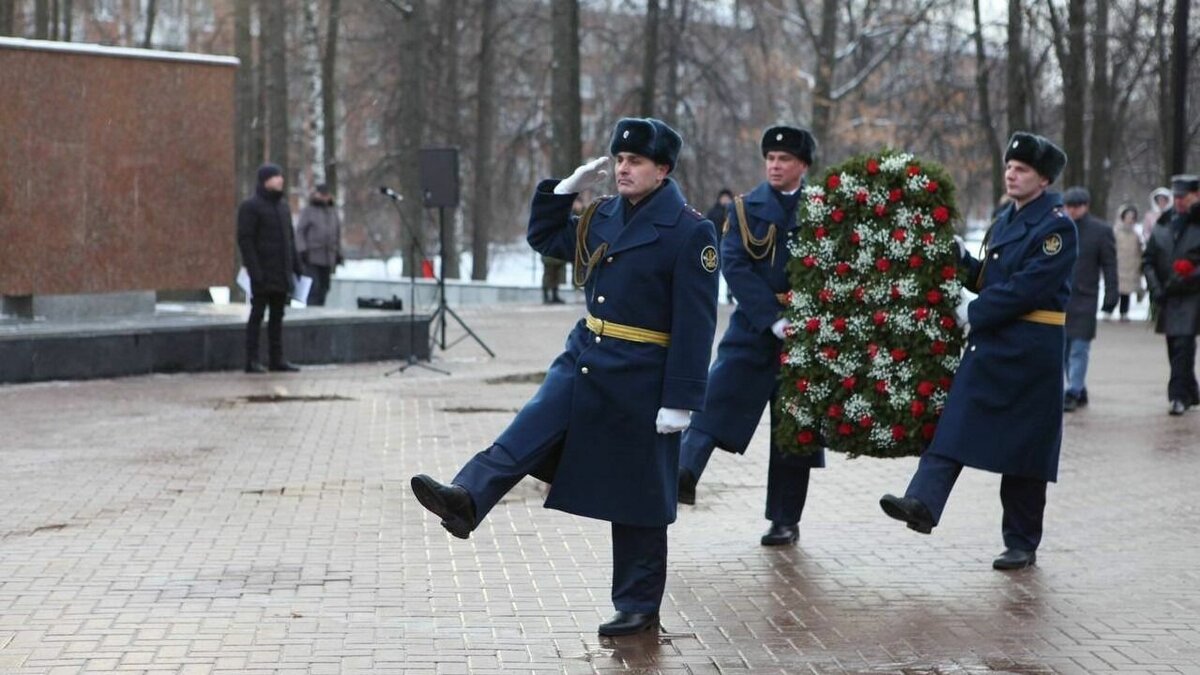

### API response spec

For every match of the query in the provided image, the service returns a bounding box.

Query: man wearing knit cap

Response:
[881,132,1077,571]
[237,163,303,373]
[410,118,718,636]
[1142,174,1200,415]
[677,125,825,548]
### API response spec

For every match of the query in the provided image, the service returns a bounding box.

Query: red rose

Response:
[828,403,844,419]
[842,375,857,390]
[811,194,825,205]
[853,286,866,301]
[822,346,839,360]
[1175,259,1196,277]
[837,422,854,436]
[939,376,953,390]
[874,204,888,218]
[815,226,829,238]
[866,158,880,174]
[907,165,921,177]
[941,265,957,280]
[891,228,908,242]
[850,231,862,245]
[914,307,930,321]
[835,262,851,277]
[925,181,939,193]
[932,205,950,223]
[891,425,907,440]
[888,188,903,202]
[872,311,887,326]
[874,380,888,394]
[797,430,815,445]
[939,316,956,329]
[826,174,841,190]
[890,348,908,361]
[803,255,817,268]
[909,255,924,269]
[890,285,902,299]
[911,213,924,225]
[867,342,880,358]
[830,210,845,224]
[855,190,869,204]
[876,258,892,272]
[922,232,935,245]
[805,318,821,333]
[921,423,937,440]
[859,415,874,429]
[917,380,935,397]
[931,340,947,355]
[832,317,848,333]
[796,378,809,392]
[819,288,834,302]
[926,289,943,304]
[784,290,794,304]
[911,400,927,417]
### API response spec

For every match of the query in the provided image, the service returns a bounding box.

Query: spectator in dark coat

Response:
[238,163,303,373]
[1062,187,1118,411]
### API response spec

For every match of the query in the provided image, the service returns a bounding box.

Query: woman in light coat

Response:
[1112,204,1145,321]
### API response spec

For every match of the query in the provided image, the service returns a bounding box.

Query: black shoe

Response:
[245,361,267,374]
[677,469,696,505]
[269,361,300,372]
[1169,400,1187,416]
[1078,388,1089,406]
[879,494,935,534]
[410,474,476,539]
[1063,393,1078,412]
[992,548,1036,570]
[760,522,799,546]
[598,611,660,636]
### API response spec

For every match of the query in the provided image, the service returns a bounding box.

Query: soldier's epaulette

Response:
[683,204,704,220]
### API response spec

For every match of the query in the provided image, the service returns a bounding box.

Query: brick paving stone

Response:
[0,305,1198,673]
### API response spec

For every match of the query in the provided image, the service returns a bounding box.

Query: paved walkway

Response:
[1,304,1197,674]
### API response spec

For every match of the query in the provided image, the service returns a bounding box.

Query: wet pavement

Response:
[1,304,1198,674]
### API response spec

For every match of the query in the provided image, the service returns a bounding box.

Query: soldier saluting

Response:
[677,126,825,547]
[880,132,1075,571]
[411,118,719,636]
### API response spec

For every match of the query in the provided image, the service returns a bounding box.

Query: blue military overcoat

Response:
[689,182,825,467]
[495,178,719,527]
[929,191,1077,482]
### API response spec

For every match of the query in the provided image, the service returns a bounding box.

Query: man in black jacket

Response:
[238,163,303,373]
[1061,187,1118,411]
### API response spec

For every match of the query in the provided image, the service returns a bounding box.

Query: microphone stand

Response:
[382,194,448,376]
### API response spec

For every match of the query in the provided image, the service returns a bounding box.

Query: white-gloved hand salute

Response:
[771,318,792,340]
[655,408,691,434]
[554,157,611,195]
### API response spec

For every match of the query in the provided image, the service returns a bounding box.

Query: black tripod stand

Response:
[427,206,495,357]
[383,194,448,376]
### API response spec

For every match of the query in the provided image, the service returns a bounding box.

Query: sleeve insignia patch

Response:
[1042,233,1063,256]
[701,245,719,273]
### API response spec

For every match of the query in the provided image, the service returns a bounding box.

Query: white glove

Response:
[953,234,969,264]
[954,293,971,332]
[655,407,691,434]
[771,318,791,340]
[554,157,610,195]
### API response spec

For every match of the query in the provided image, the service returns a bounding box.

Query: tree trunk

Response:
[639,0,660,117]
[301,0,323,195]
[1061,0,1087,187]
[550,0,581,178]
[63,0,72,40]
[810,0,839,168]
[264,0,289,185]
[973,0,1004,205]
[34,0,48,38]
[234,0,255,195]
[251,1,266,175]
[49,0,57,39]
[142,0,157,48]
[1169,0,1189,175]
[436,0,461,280]
[1155,0,1172,184]
[0,0,12,37]
[1088,0,1112,217]
[471,0,499,281]
[395,0,427,276]
[322,0,340,196]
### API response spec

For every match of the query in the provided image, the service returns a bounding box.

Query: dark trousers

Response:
[679,425,812,527]
[246,291,287,365]
[1166,335,1199,404]
[905,452,1047,552]
[308,265,332,306]
[453,440,668,614]
[1118,294,1131,316]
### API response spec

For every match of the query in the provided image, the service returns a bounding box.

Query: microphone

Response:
[379,186,403,201]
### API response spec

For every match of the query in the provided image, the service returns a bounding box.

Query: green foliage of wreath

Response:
[774,151,967,458]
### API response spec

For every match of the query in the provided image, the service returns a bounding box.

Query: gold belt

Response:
[585,314,671,347]
[1021,310,1066,326]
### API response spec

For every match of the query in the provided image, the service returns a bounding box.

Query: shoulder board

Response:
[683,205,704,220]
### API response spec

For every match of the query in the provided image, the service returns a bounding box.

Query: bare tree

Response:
[264,0,290,184]
[302,0,323,194]
[35,0,48,38]
[639,0,660,117]
[142,0,157,48]
[434,0,462,279]
[471,0,499,281]
[972,0,1003,203]
[1007,0,1028,131]
[550,0,581,177]
[1046,0,1087,187]
[0,0,13,36]
[234,0,256,194]
[1168,0,1190,175]
[322,0,341,195]
[1088,0,1112,215]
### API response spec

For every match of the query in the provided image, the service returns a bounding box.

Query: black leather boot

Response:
[760,522,799,546]
[879,494,935,534]
[992,548,1036,570]
[411,474,476,539]
[598,611,660,636]
[677,469,696,505]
